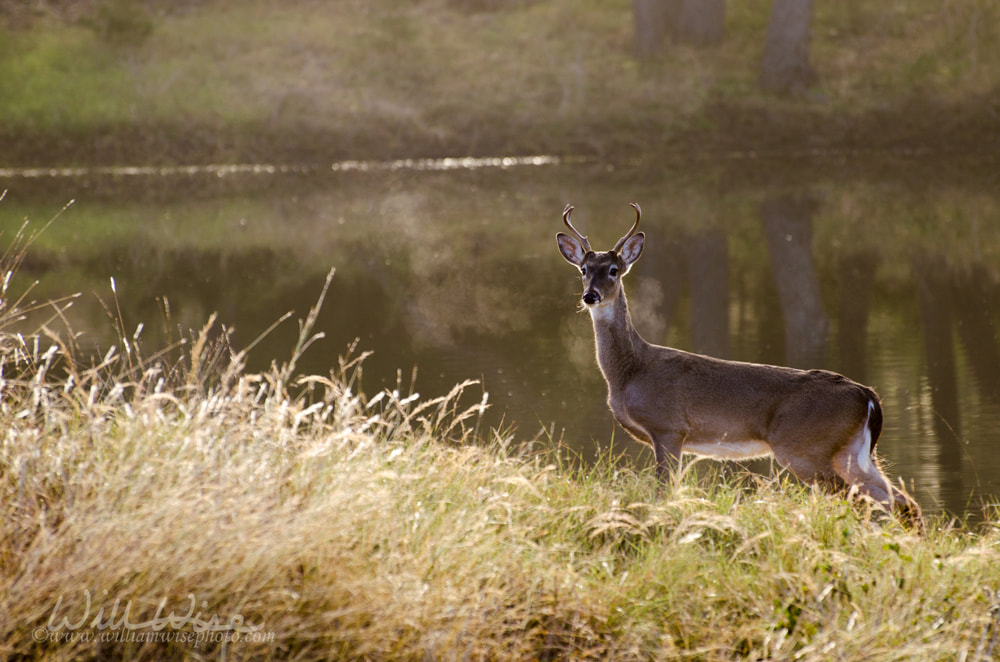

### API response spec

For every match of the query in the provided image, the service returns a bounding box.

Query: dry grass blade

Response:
[277,267,335,386]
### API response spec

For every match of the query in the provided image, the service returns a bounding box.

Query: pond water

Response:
[2,153,998,518]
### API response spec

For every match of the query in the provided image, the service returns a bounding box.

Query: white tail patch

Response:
[856,400,877,476]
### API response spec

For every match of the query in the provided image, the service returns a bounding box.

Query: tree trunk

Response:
[675,0,725,47]
[759,0,816,93]
[633,0,725,57]
[632,0,674,57]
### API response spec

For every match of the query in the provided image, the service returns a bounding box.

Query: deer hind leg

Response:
[831,421,923,527]
[767,419,923,528]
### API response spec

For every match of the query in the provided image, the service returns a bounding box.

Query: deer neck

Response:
[588,287,647,388]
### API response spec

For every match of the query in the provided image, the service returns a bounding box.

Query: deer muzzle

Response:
[582,290,601,305]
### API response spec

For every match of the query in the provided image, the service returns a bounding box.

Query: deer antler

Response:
[612,203,641,253]
[562,204,592,252]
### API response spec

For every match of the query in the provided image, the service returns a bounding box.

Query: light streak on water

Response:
[329,155,571,172]
[0,155,579,179]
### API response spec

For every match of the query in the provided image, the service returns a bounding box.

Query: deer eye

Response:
[609,266,619,277]
[580,266,587,276]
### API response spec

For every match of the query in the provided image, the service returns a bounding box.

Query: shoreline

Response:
[4,98,998,169]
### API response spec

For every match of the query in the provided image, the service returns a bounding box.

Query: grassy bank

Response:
[1,231,999,661]
[1,0,998,165]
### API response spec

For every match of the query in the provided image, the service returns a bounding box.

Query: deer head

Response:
[556,203,645,308]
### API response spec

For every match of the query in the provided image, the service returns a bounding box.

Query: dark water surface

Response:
[2,154,998,517]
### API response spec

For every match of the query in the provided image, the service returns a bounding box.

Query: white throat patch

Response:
[587,299,616,323]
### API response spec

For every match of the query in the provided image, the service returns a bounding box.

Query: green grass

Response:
[1,224,999,660]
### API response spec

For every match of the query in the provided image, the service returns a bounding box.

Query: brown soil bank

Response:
[3,96,997,169]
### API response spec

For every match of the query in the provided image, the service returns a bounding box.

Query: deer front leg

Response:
[651,430,684,483]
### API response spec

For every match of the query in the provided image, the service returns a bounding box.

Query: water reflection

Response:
[914,252,965,506]
[760,196,829,368]
[1,158,998,517]
[835,250,877,384]
[688,229,730,359]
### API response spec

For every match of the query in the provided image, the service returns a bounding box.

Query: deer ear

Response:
[556,233,587,266]
[620,232,644,269]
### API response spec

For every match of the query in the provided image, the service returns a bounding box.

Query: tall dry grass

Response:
[1,217,999,661]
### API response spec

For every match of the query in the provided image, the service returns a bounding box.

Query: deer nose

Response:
[582,290,601,305]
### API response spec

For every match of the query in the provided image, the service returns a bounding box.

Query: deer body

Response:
[557,204,920,524]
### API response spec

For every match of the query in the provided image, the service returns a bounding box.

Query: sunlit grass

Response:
[0,218,998,660]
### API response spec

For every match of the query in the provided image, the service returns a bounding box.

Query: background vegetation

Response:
[1,0,998,165]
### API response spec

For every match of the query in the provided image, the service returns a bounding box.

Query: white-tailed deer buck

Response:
[557,203,921,526]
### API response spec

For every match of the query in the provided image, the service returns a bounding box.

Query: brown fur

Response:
[557,204,922,528]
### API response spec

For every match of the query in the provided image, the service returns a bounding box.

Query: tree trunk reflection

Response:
[761,196,829,368]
